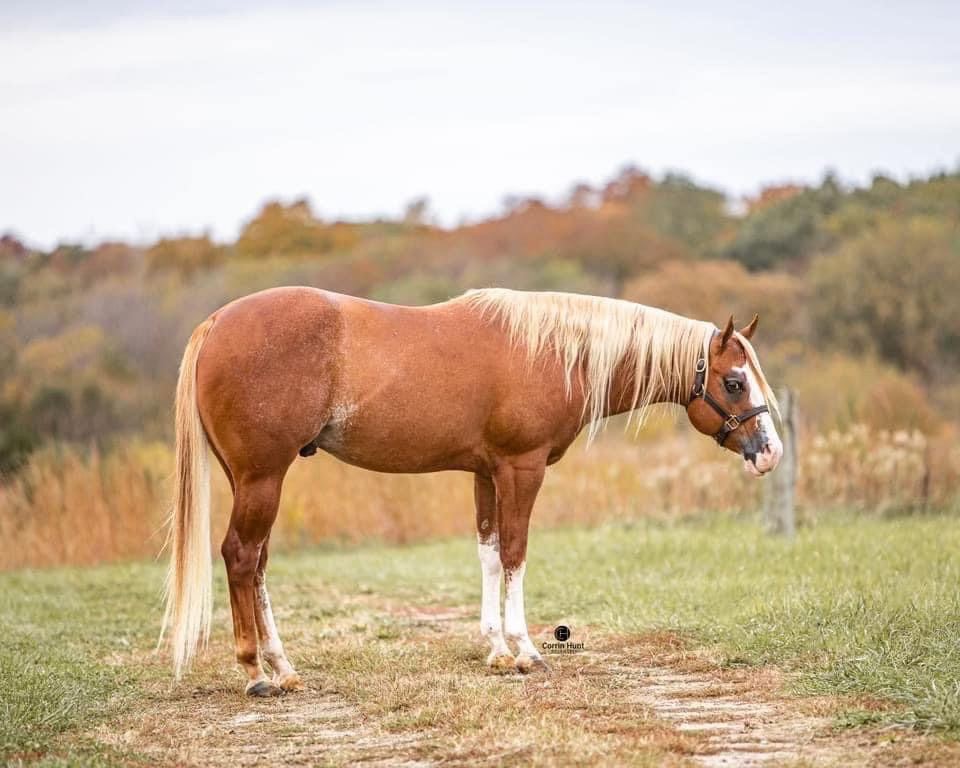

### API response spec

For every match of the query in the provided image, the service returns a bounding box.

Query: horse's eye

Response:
[724,379,743,394]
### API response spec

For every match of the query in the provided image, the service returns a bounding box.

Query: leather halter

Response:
[689,355,769,446]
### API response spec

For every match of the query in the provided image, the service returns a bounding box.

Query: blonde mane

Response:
[460,288,716,441]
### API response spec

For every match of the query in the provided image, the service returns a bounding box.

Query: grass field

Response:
[3,512,960,766]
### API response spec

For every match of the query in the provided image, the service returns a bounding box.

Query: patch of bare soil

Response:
[96,601,950,767]
[514,623,934,768]
[96,680,435,767]
[590,633,930,768]
[622,664,840,766]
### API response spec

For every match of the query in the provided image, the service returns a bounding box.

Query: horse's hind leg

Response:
[221,473,284,697]
[254,539,303,691]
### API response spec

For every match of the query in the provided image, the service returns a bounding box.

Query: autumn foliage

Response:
[1,166,959,566]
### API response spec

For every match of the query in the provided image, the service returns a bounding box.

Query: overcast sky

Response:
[2,1,958,248]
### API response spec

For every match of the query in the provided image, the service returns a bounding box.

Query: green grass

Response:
[0,563,168,765]
[2,512,960,764]
[273,512,960,734]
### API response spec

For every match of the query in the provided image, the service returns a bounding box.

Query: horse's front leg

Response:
[504,561,548,672]
[475,474,514,671]
[495,458,550,673]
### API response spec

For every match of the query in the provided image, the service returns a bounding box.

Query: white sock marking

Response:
[504,561,540,659]
[255,577,295,678]
[478,534,511,662]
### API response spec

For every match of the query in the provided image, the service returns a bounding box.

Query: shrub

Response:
[809,216,960,378]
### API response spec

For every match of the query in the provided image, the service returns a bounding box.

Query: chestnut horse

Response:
[160,287,782,695]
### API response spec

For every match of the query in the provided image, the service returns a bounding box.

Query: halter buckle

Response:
[690,357,707,400]
[723,414,741,431]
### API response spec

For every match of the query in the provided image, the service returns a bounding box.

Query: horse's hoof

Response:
[516,655,551,674]
[277,673,304,692]
[529,657,552,674]
[246,679,282,697]
[488,654,517,674]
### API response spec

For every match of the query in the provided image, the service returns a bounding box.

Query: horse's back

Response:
[194,287,495,474]
[194,287,579,477]
[328,294,582,471]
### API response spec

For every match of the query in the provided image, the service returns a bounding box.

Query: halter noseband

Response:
[689,355,769,446]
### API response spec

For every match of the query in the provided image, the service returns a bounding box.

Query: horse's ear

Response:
[720,315,735,349]
[740,314,759,340]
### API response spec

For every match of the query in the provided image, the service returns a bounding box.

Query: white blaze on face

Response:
[737,365,783,476]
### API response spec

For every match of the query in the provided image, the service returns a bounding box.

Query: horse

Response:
[160,287,782,696]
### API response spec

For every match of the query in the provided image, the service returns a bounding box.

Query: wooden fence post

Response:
[763,387,797,538]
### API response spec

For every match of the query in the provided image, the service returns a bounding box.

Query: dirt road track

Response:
[96,604,934,767]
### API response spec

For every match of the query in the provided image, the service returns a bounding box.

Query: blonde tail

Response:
[159,317,215,679]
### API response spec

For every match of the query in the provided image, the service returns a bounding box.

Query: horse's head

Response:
[686,315,782,477]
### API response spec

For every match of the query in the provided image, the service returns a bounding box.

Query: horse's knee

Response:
[497,524,529,573]
[477,537,502,575]
[499,546,526,573]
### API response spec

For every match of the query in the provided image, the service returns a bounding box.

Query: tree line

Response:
[1,166,958,474]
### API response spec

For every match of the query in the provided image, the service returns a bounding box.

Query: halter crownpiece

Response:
[689,355,769,446]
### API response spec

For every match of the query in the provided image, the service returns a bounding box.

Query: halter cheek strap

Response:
[689,356,769,446]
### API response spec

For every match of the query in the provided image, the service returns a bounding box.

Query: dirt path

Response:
[98,677,436,766]
[574,624,938,768]
[617,663,841,766]
[95,598,941,767]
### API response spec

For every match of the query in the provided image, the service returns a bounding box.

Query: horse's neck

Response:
[601,352,687,419]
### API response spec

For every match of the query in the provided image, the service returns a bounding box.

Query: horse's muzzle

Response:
[743,442,782,477]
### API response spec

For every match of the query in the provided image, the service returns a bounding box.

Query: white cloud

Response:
[1,2,958,247]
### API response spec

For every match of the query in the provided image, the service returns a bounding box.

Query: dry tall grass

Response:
[1,424,956,571]
[802,425,955,515]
